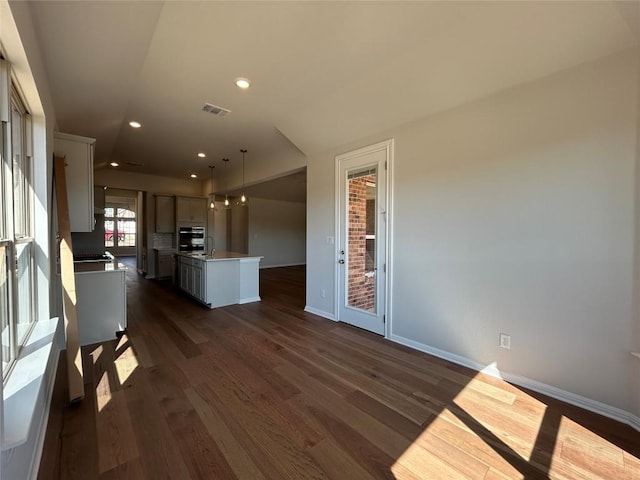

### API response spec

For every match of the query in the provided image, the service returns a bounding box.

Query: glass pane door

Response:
[337,141,389,336]
[347,167,377,314]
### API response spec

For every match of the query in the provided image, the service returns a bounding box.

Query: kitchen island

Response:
[176,251,263,308]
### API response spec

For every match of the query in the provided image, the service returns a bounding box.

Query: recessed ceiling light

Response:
[190,173,197,178]
[235,77,251,89]
[129,121,142,128]
[110,162,119,167]
[197,152,206,158]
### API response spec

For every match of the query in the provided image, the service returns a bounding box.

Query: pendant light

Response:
[237,149,247,207]
[222,158,231,208]
[208,165,217,211]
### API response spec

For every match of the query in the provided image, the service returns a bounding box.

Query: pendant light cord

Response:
[239,149,247,205]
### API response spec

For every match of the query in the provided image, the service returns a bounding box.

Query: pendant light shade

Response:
[238,149,248,207]
[208,165,217,211]
[222,158,231,209]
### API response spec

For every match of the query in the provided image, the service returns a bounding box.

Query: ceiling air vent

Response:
[202,103,231,117]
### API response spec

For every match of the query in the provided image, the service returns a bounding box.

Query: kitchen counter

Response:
[176,251,262,262]
[175,251,262,308]
[59,260,127,346]
[74,261,127,273]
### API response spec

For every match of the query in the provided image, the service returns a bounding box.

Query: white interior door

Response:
[336,141,391,335]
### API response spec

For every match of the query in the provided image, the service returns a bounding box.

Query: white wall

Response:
[633,54,640,421]
[248,198,306,268]
[223,141,307,193]
[208,201,227,252]
[228,204,249,254]
[95,169,203,196]
[307,49,639,417]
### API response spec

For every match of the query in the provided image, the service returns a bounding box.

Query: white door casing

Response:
[335,139,393,336]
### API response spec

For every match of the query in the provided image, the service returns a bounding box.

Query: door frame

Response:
[334,139,394,338]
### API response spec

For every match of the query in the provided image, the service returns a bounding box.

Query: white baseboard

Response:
[260,262,306,269]
[304,306,337,321]
[389,333,640,432]
[238,296,261,304]
[629,414,640,432]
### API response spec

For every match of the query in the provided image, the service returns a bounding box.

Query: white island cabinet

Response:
[177,252,262,308]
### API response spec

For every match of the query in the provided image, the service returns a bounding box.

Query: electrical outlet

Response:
[321,289,326,298]
[499,333,511,349]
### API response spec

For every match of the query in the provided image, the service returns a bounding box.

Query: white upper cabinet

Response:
[54,132,96,232]
[155,195,175,233]
[176,196,206,224]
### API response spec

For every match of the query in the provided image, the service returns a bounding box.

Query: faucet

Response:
[206,235,215,257]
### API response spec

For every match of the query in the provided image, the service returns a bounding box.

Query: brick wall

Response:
[347,175,376,312]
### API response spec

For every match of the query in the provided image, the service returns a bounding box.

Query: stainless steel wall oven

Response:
[178,226,205,252]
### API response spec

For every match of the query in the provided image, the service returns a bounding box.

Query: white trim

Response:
[334,139,394,336]
[304,306,337,321]
[385,139,394,340]
[333,148,341,324]
[389,333,640,432]
[238,296,261,304]
[259,262,306,270]
[2,317,60,449]
[629,414,640,432]
[238,257,262,263]
[27,349,59,480]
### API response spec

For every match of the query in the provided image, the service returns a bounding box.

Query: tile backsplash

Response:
[71,214,106,254]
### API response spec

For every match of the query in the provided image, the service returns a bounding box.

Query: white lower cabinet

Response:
[192,264,204,301]
[75,268,127,345]
[179,256,205,302]
[180,261,193,294]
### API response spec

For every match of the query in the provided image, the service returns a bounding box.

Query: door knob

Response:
[338,259,345,264]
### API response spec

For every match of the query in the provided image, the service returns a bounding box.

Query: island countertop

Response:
[73,262,128,273]
[176,251,263,262]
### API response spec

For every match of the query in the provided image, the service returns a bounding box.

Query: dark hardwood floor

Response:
[37,258,640,479]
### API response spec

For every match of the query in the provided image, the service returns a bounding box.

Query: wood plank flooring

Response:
[37,259,640,479]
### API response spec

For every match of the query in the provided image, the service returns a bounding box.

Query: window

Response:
[105,206,136,248]
[1,62,35,379]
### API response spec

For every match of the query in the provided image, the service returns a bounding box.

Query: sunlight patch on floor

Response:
[391,408,527,479]
[390,432,468,480]
[95,370,111,412]
[395,364,639,479]
[550,415,628,479]
[91,344,103,364]
[452,382,545,461]
[90,344,113,412]
[448,368,636,480]
[114,335,140,386]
